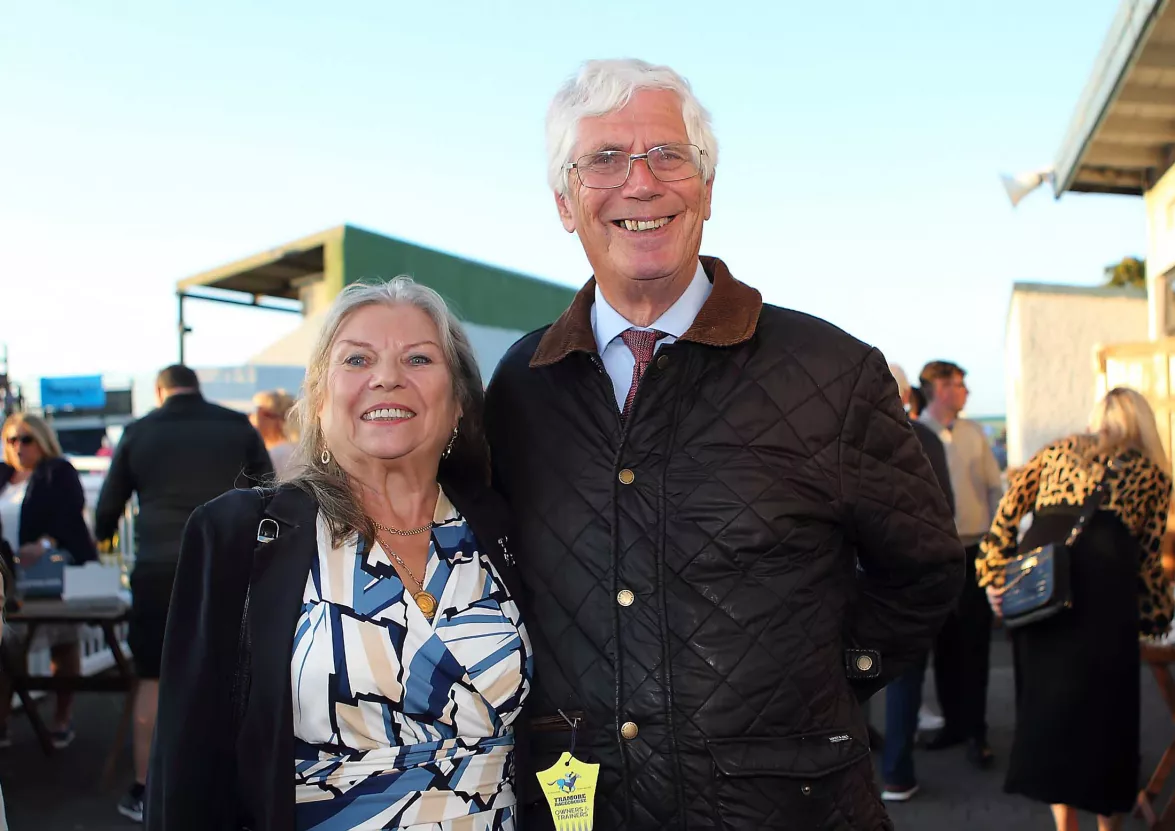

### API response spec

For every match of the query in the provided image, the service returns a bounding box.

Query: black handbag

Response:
[997,456,1123,629]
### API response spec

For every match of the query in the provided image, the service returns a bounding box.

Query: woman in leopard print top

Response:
[977,388,1172,830]
[978,435,1173,634]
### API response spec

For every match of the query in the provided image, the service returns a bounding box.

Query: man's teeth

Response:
[363,408,414,421]
[622,217,670,232]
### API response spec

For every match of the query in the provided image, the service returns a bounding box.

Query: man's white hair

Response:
[888,363,911,397]
[546,58,718,198]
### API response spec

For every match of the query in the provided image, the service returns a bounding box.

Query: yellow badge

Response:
[536,752,599,831]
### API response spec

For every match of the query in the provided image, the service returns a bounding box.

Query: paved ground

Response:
[1,631,1171,829]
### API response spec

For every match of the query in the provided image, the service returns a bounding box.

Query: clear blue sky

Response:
[0,0,1145,416]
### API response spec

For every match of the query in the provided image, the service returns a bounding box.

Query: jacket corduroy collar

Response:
[529,255,763,368]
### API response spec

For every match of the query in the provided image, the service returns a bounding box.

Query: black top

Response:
[0,457,98,564]
[94,393,273,565]
[911,419,955,512]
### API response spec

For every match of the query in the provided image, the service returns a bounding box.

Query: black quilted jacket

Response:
[484,257,964,830]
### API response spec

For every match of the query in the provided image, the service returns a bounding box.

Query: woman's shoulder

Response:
[1119,449,1172,487]
[39,456,79,478]
[200,483,313,531]
[1026,434,1090,467]
[1051,433,1094,453]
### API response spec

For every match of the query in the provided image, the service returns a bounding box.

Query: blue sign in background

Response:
[40,376,106,411]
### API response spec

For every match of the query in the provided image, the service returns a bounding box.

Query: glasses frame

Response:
[5,435,34,447]
[565,143,706,190]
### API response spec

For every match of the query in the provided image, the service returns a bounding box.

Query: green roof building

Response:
[176,224,576,384]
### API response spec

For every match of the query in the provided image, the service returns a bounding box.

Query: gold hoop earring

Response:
[442,426,458,460]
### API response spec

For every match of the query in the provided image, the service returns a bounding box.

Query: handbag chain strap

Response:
[1062,455,1125,548]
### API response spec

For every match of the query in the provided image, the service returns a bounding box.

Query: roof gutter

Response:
[1053,0,1168,196]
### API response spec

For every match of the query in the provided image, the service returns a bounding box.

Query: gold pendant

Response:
[413,591,438,620]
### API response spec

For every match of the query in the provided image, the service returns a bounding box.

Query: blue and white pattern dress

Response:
[291,489,532,831]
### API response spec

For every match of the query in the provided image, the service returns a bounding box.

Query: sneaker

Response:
[50,725,75,749]
[881,782,920,802]
[917,707,945,732]
[117,783,145,823]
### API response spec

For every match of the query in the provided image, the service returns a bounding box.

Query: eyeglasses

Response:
[565,143,706,190]
[5,435,34,447]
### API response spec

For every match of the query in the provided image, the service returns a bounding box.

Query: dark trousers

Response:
[882,653,927,787]
[932,544,992,742]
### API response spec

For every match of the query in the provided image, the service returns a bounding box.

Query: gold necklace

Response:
[373,529,437,620]
[373,519,434,537]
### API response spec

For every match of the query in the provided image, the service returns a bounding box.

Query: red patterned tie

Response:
[620,328,664,420]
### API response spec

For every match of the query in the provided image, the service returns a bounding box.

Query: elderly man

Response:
[485,59,964,831]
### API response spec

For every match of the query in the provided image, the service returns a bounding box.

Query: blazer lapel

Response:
[245,486,318,729]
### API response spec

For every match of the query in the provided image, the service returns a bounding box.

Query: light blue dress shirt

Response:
[590,261,713,411]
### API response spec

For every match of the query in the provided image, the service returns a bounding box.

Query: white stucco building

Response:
[1005,283,1147,467]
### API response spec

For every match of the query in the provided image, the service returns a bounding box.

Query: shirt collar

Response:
[591,260,711,354]
[919,412,957,440]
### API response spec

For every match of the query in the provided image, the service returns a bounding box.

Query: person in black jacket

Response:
[146,278,531,831]
[484,59,965,830]
[0,412,98,748]
[95,365,272,823]
[879,365,956,802]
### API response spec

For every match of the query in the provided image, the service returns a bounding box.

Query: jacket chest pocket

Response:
[706,733,870,830]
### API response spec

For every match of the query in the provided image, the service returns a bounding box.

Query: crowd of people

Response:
[0,57,1171,831]
[878,364,1171,831]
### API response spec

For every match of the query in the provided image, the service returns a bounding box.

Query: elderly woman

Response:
[147,278,532,831]
[979,387,1173,831]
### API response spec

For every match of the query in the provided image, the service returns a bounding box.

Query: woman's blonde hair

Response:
[1090,387,1171,474]
[282,277,486,545]
[2,413,63,469]
[253,389,298,441]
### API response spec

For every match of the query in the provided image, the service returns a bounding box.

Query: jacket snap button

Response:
[618,469,635,485]
[620,721,639,740]
[855,654,873,673]
[801,784,812,796]
[656,354,669,370]
[617,589,635,607]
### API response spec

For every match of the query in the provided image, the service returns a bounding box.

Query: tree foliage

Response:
[1105,256,1146,289]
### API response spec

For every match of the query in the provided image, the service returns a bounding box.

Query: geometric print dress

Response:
[291,489,533,830]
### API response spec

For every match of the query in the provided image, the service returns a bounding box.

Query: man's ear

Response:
[555,190,577,233]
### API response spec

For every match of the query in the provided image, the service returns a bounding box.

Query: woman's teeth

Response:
[362,408,414,421]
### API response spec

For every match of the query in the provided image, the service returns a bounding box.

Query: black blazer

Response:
[145,477,522,831]
[0,458,97,564]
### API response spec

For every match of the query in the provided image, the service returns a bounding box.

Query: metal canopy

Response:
[176,226,340,301]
